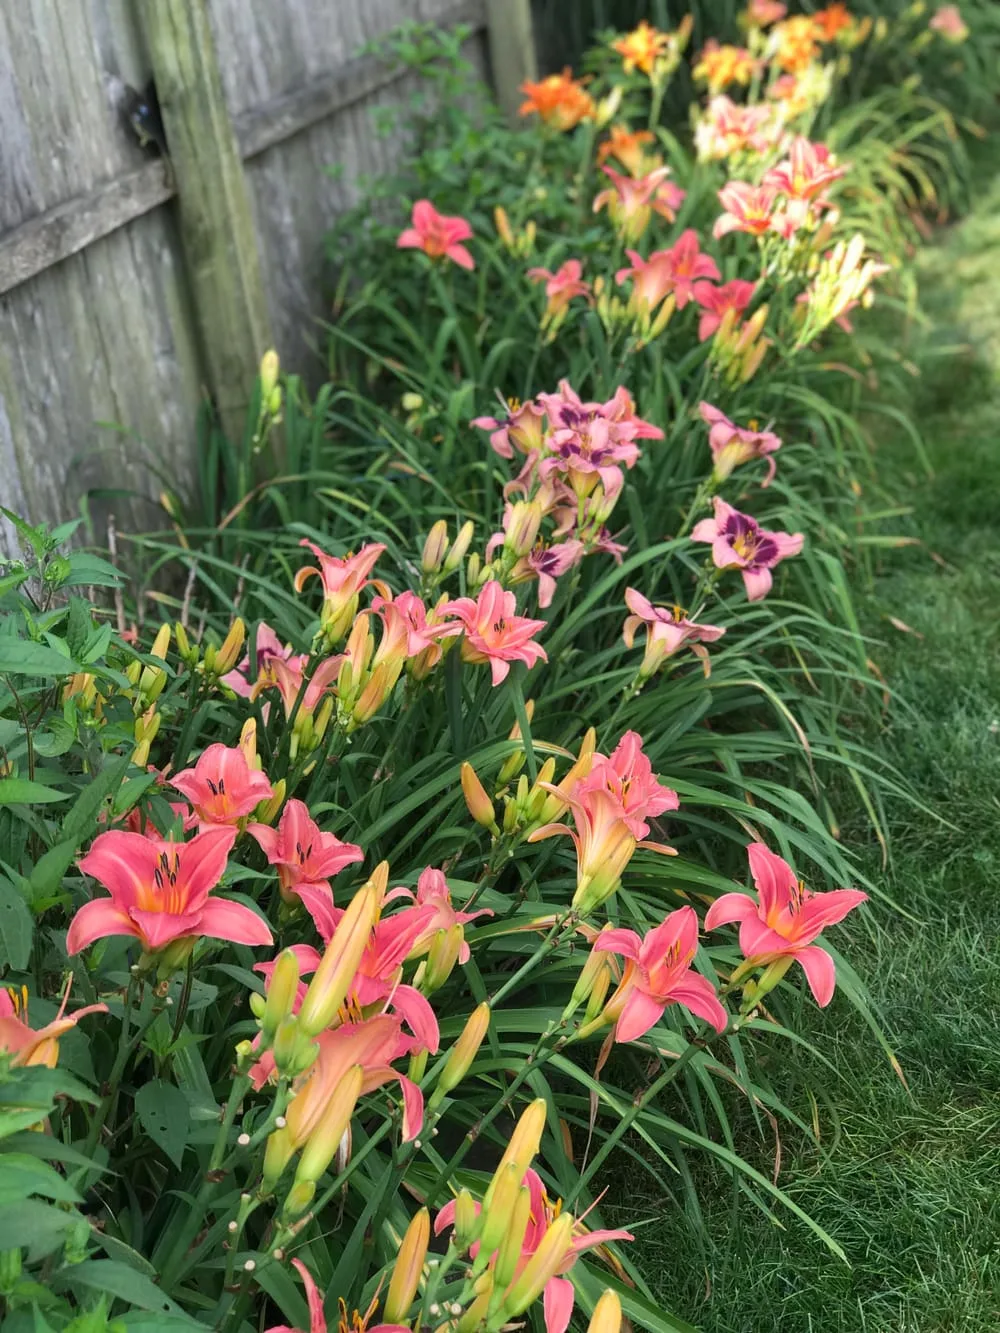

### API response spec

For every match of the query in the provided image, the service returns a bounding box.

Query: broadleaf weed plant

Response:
[0,5,984,1330]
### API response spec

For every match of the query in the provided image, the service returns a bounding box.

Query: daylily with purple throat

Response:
[705,842,867,1006]
[692,497,803,600]
[622,587,725,678]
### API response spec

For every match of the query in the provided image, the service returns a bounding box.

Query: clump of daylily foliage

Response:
[0,4,978,1331]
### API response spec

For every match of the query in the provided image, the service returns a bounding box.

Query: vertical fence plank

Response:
[485,0,537,123]
[137,0,273,445]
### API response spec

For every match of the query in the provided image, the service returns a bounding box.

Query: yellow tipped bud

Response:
[422,520,449,574]
[587,1289,623,1333]
[249,991,266,1019]
[461,762,496,829]
[214,618,246,675]
[384,1207,431,1323]
[174,622,196,665]
[465,552,482,587]
[454,1189,480,1249]
[261,949,300,1044]
[484,1099,546,1210]
[297,880,380,1037]
[150,622,171,662]
[503,1212,575,1316]
[255,776,286,826]
[402,391,424,413]
[422,924,465,992]
[262,1125,295,1192]
[444,520,476,572]
[239,717,260,769]
[280,1178,315,1221]
[260,350,280,399]
[436,1002,490,1098]
[494,206,515,250]
[293,1063,363,1187]
[570,947,611,1010]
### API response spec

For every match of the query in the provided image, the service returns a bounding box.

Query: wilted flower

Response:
[472,398,547,461]
[397,200,474,271]
[691,497,803,601]
[526,259,592,326]
[597,124,656,176]
[705,842,867,1006]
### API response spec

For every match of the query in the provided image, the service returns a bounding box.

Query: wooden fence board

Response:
[0,0,502,553]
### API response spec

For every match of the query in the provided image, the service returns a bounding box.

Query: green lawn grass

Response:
[606,178,1000,1333]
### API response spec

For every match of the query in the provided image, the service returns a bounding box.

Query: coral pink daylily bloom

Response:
[69,826,272,955]
[704,843,868,1006]
[593,165,677,242]
[763,136,846,204]
[594,906,729,1041]
[656,230,722,309]
[616,234,720,314]
[438,582,547,686]
[294,540,389,640]
[0,984,107,1069]
[748,0,787,24]
[691,278,755,340]
[170,743,274,828]
[622,587,725,677]
[576,731,679,840]
[397,199,475,270]
[436,1167,632,1333]
[929,5,969,41]
[248,798,363,910]
[266,1258,408,1333]
[699,401,782,485]
[713,181,778,239]
[691,497,803,601]
[399,866,493,965]
[526,259,592,320]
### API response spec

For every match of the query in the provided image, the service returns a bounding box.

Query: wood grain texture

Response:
[485,0,537,122]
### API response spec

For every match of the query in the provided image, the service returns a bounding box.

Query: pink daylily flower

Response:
[293,540,389,640]
[435,1167,632,1333]
[397,866,493,965]
[397,200,475,270]
[594,906,729,1041]
[616,233,720,314]
[526,259,592,321]
[622,587,726,677]
[656,230,722,309]
[0,983,107,1069]
[438,582,547,686]
[691,278,755,340]
[695,95,780,161]
[698,402,782,485]
[370,590,447,660]
[471,398,547,460]
[515,539,586,608]
[265,1258,408,1333]
[704,842,868,1006]
[248,798,363,911]
[220,623,306,699]
[593,164,678,242]
[929,4,969,41]
[713,182,778,239]
[691,497,803,601]
[170,743,274,828]
[763,136,846,204]
[262,653,343,722]
[576,731,679,840]
[68,826,272,956]
[748,0,787,24]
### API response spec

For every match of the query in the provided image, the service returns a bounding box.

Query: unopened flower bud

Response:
[422,520,449,574]
[587,1289,623,1333]
[260,350,280,399]
[422,924,464,992]
[474,1162,522,1271]
[444,520,475,572]
[465,552,482,587]
[293,1063,363,1188]
[280,1178,316,1221]
[297,874,382,1037]
[493,1183,532,1289]
[434,1002,490,1100]
[454,1189,480,1249]
[502,1212,575,1317]
[384,1207,431,1323]
[261,949,301,1044]
[461,762,496,830]
[484,1099,546,1211]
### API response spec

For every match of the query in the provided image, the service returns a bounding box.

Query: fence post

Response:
[137,0,273,447]
[485,0,538,124]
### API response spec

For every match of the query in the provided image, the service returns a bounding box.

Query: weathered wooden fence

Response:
[0,0,536,548]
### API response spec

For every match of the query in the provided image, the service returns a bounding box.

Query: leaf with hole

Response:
[134,1081,191,1168]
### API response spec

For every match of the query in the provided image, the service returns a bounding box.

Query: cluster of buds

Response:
[172,617,247,685]
[708,303,771,385]
[493,206,536,259]
[795,233,889,348]
[421,519,475,588]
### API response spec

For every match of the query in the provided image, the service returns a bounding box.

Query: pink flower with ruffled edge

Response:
[220,623,305,699]
[762,136,846,204]
[518,539,586,608]
[691,497,803,601]
[68,826,271,956]
[397,200,475,270]
[438,582,547,686]
[691,279,755,341]
[170,743,274,828]
[594,905,728,1041]
[699,401,782,486]
[622,587,726,677]
[526,259,592,320]
[435,1167,632,1333]
[575,731,679,840]
[704,842,867,1006]
[265,1257,409,1333]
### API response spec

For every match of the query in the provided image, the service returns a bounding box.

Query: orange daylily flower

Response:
[519,70,594,131]
[612,20,672,75]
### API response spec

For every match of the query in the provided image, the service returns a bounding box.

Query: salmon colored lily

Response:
[396,200,475,270]
[170,743,274,828]
[713,181,778,239]
[622,588,726,678]
[438,582,548,686]
[68,825,272,957]
[593,906,729,1040]
[704,843,868,1006]
[294,540,389,642]
[699,402,782,485]
[0,983,107,1069]
[248,798,363,912]
[264,1258,409,1333]
[692,279,755,341]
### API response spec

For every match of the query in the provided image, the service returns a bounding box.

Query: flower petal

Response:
[66,899,138,955]
[543,1277,575,1333]
[197,898,274,948]
[795,945,837,1007]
